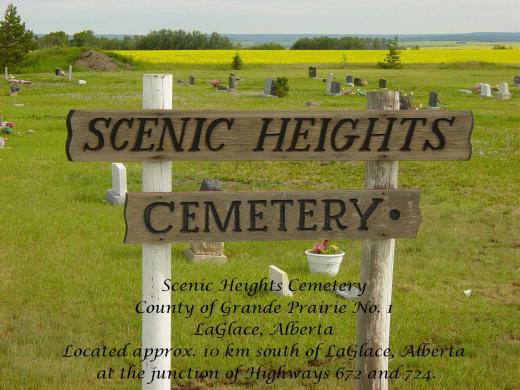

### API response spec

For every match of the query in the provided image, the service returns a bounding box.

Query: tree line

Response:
[291,36,389,50]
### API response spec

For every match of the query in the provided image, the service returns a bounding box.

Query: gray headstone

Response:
[105,163,127,205]
[496,82,511,100]
[400,95,413,110]
[513,76,520,86]
[354,77,362,87]
[228,75,237,90]
[428,91,439,107]
[263,78,275,96]
[188,75,195,85]
[330,81,341,95]
[480,83,492,97]
[200,178,222,191]
[55,67,60,76]
[378,79,387,89]
[345,75,353,84]
[308,66,317,78]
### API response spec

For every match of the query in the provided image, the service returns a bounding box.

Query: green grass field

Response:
[0,61,519,389]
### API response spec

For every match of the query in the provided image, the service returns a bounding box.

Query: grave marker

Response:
[354,77,362,87]
[428,91,439,110]
[330,81,341,95]
[188,75,195,86]
[105,163,127,205]
[480,83,492,97]
[345,75,353,85]
[269,265,293,297]
[263,78,276,96]
[68,65,72,81]
[514,76,520,86]
[325,73,334,95]
[496,82,511,100]
[308,66,317,78]
[184,179,227,264]
[4,66,8,80]
[379,79,387,89]
[229,74,237,90]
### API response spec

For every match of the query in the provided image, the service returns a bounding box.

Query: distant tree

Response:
[412,45,420,50]
[291,36,387,50]
[71,30,98,48]
[339,53,348,68]
[378,35,401,69]
[38,31,68,48]
[251,41,285,50]
[0,3,35,68]
[231,50,243,70]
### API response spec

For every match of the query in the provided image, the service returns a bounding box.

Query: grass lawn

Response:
[0,62,519,389]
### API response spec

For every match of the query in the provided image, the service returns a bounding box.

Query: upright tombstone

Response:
[514,76,520,87]
[141,74,173,390]
[105,163,127,205]
[354,77,362,87]
[496,82,512,100]
[188,75,195,86]
[55,67,61,76]
[228,74,237,90]
[4,67,8,80]
[379,79,387,89]
[330,81,341,95]
[325,73,334,95]
[269,265,293,297]
[308,66,317,78]
[68,65,72,81]
[428,91,440,110]
[263,78,276,96]
[0,137,4,150]
[345,75,354,85]
[184,179,227,264]
[480,83,492,97]
[356,90,400,390]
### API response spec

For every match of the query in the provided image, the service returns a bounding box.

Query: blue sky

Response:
[5,0,520,34]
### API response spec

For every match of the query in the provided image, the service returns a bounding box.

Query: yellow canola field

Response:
[114,49,520,64]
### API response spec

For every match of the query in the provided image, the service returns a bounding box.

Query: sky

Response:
[4,0,520,35]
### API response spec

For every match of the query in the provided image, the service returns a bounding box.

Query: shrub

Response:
[378,35,402,69]
[231,50,243,70]
[274,77,289,97]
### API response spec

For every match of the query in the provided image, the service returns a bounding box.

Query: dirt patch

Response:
[74,50,125,72]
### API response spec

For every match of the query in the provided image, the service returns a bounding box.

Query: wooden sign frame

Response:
[66,109,473,162]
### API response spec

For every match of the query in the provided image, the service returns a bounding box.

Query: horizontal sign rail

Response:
[124,189,422,243]
[67,109,472,161]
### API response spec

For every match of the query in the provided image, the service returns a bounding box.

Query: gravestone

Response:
[54,67,61,76]
[345,75,353,85]
[330,81,341,95]
[428,91,440,109]
[184,179,227,264]
[379,79,387,89]
[480,83,492,97]
[0,137,4,149]
[400,94,413,110]
[496,82,512,100]
[228,74,237,90]
[188,75,195,86]
[308,66,317,78]
[354,77,362,87]
[105,163,127,205]
[269,265,293,297]
[325,73,334,95]
[513,76,520,86]
[263,78,275,96]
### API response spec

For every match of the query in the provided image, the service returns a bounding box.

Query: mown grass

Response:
[0,63,519,389]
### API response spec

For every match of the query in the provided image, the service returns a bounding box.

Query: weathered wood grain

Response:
[66,109,473,161]
[124,189,421,243]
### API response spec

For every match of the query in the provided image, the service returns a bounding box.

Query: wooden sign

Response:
[124,189,421,243]
[66,109,473,162]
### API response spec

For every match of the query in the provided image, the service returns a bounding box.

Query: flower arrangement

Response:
[311,240,342,255]
[0,121,14,135]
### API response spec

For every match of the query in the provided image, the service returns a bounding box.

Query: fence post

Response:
[355,90,400,390]
[141,74,173,390]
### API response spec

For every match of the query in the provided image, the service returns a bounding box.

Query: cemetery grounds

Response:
[0,53,519,389]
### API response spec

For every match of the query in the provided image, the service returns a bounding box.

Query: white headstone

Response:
[77,79,87,85]
[480,83,492,97]
[496,82,511,100]
[325,73,333,95]
[269,265,293,297]
[263,78,275,96]
[105,163,127,205]
[0,137,4,149]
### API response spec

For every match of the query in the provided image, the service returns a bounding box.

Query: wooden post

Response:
[68,64,72,81]
[356,91,400,390]
[141,74,173,390]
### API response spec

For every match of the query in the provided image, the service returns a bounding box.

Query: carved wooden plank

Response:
[124,189,421,243]
[66,109,473,162]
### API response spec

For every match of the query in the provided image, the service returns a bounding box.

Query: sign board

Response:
[124,189,421,243]
[66,110,473,162]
